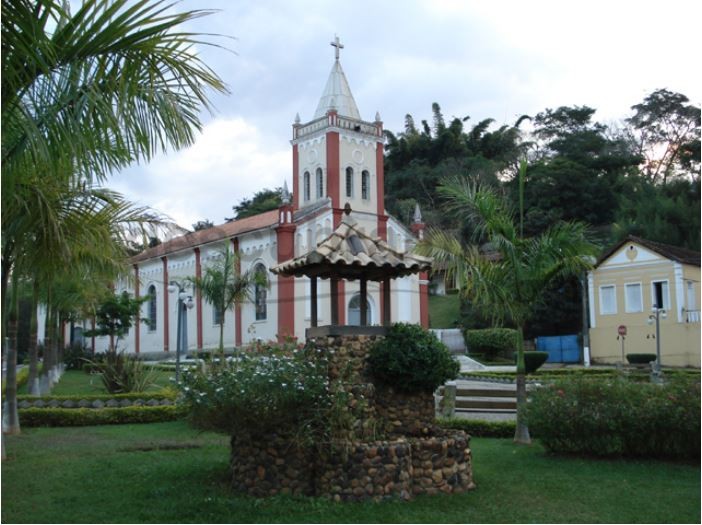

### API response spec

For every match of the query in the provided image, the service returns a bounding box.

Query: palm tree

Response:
[1,0,226,434]
[188,247,268,355]
[418,177,597,444]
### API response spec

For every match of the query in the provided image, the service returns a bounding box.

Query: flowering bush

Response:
[528,377,700,460]
[179,345,331,444]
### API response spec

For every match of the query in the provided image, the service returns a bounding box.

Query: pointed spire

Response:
[314,37,361,120]
[413,203,423,224]
[281,180,291,204]
[375,111,382,123]
[294,113,300,125]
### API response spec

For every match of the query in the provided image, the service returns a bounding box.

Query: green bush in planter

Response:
[513,351,549,374]
[368,323,460,393]
[464,328,519,359]
[626,353,657,365]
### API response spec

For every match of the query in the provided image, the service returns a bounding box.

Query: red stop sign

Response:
[618,325,627,336]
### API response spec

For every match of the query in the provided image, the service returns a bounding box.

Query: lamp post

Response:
[647,306,667,382]
[167,281,194,382]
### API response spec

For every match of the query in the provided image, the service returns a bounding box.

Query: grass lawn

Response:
[2,421,699,523]
[428,293,460,328]
[19,370,175,396]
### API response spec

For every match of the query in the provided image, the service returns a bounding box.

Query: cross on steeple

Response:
[330,35,344,60]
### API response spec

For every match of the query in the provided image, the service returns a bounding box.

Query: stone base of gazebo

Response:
[229,333,475,501]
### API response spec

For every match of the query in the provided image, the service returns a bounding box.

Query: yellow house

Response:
[588,236,700,368]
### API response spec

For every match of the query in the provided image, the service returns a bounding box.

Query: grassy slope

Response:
[2,421,699,523]
[428,294,460,329]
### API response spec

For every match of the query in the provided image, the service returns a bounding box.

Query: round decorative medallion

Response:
[352,149,364,164]
[626,245,638,261]
[307,149,318,163]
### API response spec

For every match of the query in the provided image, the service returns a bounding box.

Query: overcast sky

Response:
[111,0,701,229]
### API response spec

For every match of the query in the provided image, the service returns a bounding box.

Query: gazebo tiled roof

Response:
[271,215,432,281]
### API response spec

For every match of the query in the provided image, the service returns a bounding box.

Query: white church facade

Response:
[49,40,430,354]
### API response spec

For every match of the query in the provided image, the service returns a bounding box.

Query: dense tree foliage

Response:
[386,92,700,339]
[230,188,282,220]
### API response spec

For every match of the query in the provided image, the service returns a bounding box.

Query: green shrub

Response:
[368,323,459,393]
[626,353,657,364]
[2,367,29,397]
[179,345,331,443]
[19,405,186,427]
[464,328,519,359]
[513,351,549,374]
[528,377,701,460]
[438,417,515,438]
[87,352,157,394]
[63,345,93,370]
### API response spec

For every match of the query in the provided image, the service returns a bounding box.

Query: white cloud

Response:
[113,118,289,229]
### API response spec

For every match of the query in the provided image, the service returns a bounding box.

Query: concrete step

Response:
[456,397,517,410]
[439,387,517,398]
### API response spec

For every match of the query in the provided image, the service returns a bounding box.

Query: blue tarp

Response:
[536,334,580,363]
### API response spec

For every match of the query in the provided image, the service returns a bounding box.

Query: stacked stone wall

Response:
[229,333,475,501]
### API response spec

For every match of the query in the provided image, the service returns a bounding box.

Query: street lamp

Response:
[167,281,194,382]
[647,306,667,381]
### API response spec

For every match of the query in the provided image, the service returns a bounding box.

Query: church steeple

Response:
[313,36,361,120]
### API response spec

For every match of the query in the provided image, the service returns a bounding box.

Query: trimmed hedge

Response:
[464,328,519,359]
[626,353,657,364]
[438,417,515,438]
[16,388,177,403]
[513,351,549,374]
[19,405,186,427]
[528,377,701,460]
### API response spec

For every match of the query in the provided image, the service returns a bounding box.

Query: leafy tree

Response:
[626,89,701,184]
[84,291,147,353]
[230,188,282,220]
[192,219,215,231]
[418,176,597,443]
[187,247,268,354]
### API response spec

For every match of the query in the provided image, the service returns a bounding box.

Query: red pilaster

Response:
[194,248,203,350]
[419,271,430,328]
[276,203,297,341]
[161,256,169,352]
[232,238,242,347]
[326,124,340,209]
[292,144,299,210]
[133,264,140,354]
[376,137,385,218]
[337,281,346,325]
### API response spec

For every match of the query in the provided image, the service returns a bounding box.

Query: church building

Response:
[83,39,429,354]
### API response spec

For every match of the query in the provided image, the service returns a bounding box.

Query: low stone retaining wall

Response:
[229,430,474,502]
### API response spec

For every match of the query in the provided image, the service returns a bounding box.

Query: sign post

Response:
[617,325,627,363]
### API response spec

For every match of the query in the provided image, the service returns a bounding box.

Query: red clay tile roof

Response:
[130,210,279,263]
[596,235,700,267]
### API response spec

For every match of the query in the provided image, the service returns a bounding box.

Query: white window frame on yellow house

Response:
[650,279,671,310]
[624,282,643,313]
[599,284,617,315]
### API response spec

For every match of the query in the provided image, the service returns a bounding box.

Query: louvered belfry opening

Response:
[271,206,432,338]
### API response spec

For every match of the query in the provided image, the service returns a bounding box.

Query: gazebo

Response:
[271,205,432,337]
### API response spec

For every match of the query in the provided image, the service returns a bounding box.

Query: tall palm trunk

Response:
[39,304,55,394]
[27,281,40,395]
[514,325,531,444]
[3,281,21,434]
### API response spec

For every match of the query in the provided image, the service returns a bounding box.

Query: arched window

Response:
[345,167,354,198]
[147,285,157,331]
[316,168,324,199]
[361,170,370,200]
[254,263,267,321]
[348,294,372,326]
[303,171,311,201]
